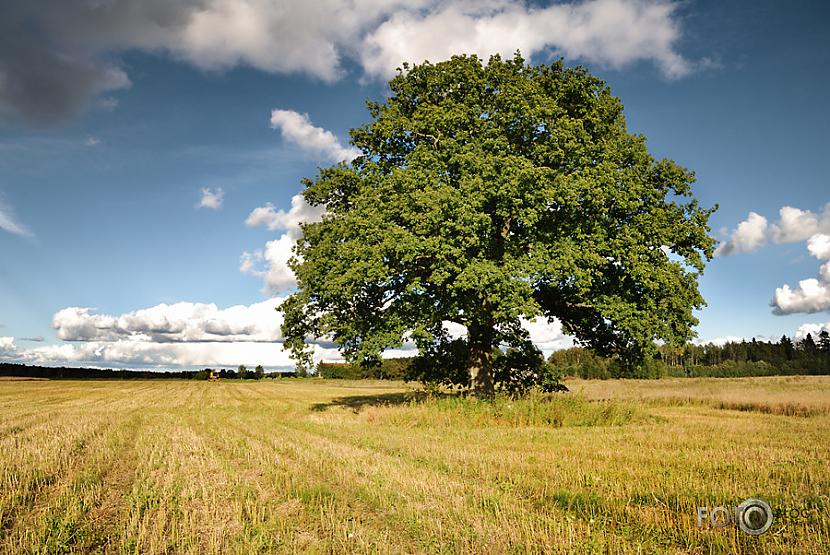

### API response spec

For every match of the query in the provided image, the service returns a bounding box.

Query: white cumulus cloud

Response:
[807,233,830,261]
[0,337,16,356]
[362,0,691,80]
[795,321,830,341]
[714,212,768,256]
[198,187,225,210]
[0,295,359,369]
[0,298,331,369]
[53,298,285,343]
[242,195,322,290]
[245,193,325,235]
[1,0,697,126]
[270,110,360,163]
[769,206,819,244]
[243,110,348,294]
[771,279,830,315]
[521,318,574,357]
[240,236,298,294]
[717,203,830,256]
[16,340,299,369]
[771,233,830,315]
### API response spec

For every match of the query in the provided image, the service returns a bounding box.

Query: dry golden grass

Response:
[570,375,830,416]
[0,377,828,554]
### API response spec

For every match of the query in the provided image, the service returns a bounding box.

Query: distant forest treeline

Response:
[0,363,295,380]
[3,331,829,381]
[551,332,830,379]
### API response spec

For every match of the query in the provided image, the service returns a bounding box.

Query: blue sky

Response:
[1,0,829,369]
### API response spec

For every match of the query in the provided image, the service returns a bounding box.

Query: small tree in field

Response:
[238,365,247,379]
[280,53,716,395]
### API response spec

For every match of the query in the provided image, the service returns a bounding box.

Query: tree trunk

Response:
[468,321,494,396]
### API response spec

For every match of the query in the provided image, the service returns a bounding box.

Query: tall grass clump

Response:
[375,392,649,428]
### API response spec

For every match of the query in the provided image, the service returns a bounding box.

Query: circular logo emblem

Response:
[738,498,773,535]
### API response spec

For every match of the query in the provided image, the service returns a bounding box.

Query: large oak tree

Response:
[280,54,716,394]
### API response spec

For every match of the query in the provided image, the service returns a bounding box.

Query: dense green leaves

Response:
[280,53,716,391]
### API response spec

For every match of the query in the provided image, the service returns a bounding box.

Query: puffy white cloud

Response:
[11,340,301,369]
[0,198,31,237]
[53,298,285,343]
[771,233,830,315]
[807,233,830,261]
[2,0,695,126]
[198,187,224,210]
[240,236,298,293]
[0,337,16,356]
[0,298,313,369]
[772,279,830,315]
[362,0,691,80]
[245,194,325,235]
[770,206,819,244]
[795,322,830,341]
[84,136,101,147]
[270,110,360,163]
[0,297,357,369]
[718,203,830,256]
[714,212,768,256]
[521,318,574,356]
[244,111,338,294]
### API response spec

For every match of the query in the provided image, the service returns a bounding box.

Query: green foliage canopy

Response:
[280,53,716,393]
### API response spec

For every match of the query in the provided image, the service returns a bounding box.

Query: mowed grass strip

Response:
[0,378,827,554]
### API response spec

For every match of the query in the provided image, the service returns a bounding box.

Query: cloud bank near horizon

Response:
[0,300,574,369]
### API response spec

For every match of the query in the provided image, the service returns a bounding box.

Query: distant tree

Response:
[280,53,716,395]
[780,335,796,361]
[317,362,364,379]
[254,365,265,379]
[818,330,830,354]
[801,334,818,356]
[238,365,248,379]
[377,358,410,380]
[548,347,611,379]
